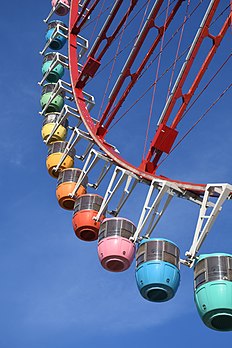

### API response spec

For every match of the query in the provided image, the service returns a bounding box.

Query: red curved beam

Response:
[68,0,209,194]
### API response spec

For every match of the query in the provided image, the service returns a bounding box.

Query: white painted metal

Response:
[44,0,90,24]
[76,35,89,60]
[39,53,84,86]
[145,193,173,238]
[76,139,95,161]
[40,80,72,116]
[40,26,88,60]
[132,180,181,242]
[40,79,95,116]
[94,166,139,221]
[44,1,70,23]
[40,23,68,56]
[88,161,113,189]
[53,127,94,172]
[108,174,138,217]
[185,183,232,266]
[69,149,113,197]
[80,91,95,111]
[44,105,82,145]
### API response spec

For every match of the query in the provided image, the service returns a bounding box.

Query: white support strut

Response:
[53,127,94,173]
[38,53,69,86]
[108,174,138,217]
[44,1,70,23]
[44,105,82,145]
[132,180,178,242]
[94,166,139,221]
[44,0,90,24]
[40,80,73,116]
[40,23,68,56]
[185,183,232,266]
[69,149,112,198]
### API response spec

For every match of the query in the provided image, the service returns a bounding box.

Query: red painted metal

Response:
[89,0,138,60]
[97,0,165,132]
[71,0,101,35]
[97,0,184,132]
[144,1,232,171]
[149,124,178,154]
[75,56,101,88]
[171,15,231,129]
[68,0,230,195]
[87,0,123,57]
[73,1,139,88]
[69,0,139,118]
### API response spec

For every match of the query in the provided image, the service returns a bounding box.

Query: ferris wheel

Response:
[39,0,232,331]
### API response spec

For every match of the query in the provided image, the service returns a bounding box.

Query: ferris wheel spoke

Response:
[89,0,139,60]
[70,0,99,34]
[74,0,140,90]
[68,0,231,192]
[96,0,186,134]
[38,1,232,326]
[143,0,231,172]
[98,0,184,134]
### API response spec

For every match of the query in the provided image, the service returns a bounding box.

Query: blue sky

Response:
[1,1,232,347]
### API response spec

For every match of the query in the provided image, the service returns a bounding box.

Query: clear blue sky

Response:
[0,1,232,347]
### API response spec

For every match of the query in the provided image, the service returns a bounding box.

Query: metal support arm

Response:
[185,183,232,266]
[132,180,181,242]
[94,166,139,221]
[53,127,94,173]
[44,105,82,145]
[69,149,112,197]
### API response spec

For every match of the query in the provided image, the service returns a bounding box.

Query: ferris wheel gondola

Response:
[39,0,232,331]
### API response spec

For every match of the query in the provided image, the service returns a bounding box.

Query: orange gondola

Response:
[56,168,88,209]
[72,194,105,241]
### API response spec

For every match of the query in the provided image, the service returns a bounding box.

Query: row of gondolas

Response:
[39,0,232,331]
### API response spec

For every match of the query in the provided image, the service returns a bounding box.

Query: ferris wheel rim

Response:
[67,0,229,195]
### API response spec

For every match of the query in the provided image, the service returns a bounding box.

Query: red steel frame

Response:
[68,0,231,194]
[142,0,232,172]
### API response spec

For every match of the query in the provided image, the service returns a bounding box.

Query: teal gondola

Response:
[194,253,232,331]
[42,53,65,83]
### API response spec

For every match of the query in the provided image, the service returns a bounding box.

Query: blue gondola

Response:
[135,238,180,302]
[45,20,67,50]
